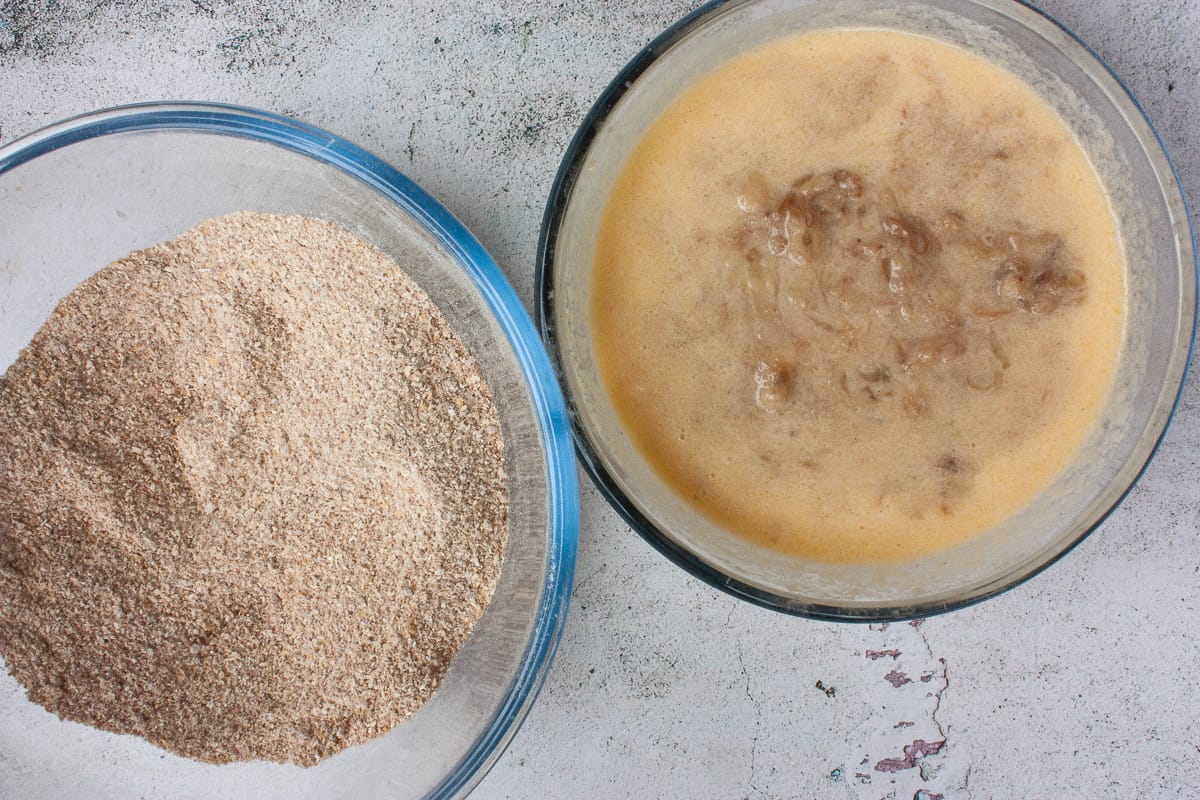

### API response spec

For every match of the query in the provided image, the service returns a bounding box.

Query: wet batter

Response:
[592,29,1125,562]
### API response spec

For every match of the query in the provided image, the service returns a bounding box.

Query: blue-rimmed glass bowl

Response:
[537,0,1196,621]
[0,102,578,799]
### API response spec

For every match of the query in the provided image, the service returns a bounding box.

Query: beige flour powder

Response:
[0,212,508,765]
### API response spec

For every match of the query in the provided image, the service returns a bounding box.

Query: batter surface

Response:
[592,29,1125,563]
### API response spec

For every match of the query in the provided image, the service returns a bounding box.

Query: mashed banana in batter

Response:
[592,29,1125,562]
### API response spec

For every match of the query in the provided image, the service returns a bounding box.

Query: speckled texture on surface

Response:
[1,1,1198,798]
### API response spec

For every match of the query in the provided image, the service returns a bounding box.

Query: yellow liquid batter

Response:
[592,29,1125,563]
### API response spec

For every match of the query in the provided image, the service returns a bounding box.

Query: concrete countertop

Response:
[1,1,1197,798]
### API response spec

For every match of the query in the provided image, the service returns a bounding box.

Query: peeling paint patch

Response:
[866,648,901,660]
[848,620,969,797]
[874,739,946,773]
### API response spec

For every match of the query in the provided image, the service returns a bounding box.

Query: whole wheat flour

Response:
[0,212,508,765]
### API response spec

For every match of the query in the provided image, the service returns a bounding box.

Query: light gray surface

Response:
[1,1,1197,798]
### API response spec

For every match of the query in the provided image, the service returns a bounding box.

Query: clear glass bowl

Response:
[537,0,1196,621]
[0,103,578,799]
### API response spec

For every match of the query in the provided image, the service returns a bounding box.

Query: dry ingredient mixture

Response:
[592,29,1126,562]
[0,212,508,765]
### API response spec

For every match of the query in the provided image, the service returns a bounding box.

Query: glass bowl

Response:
[537,0,1196,621]
[0,103,578,799]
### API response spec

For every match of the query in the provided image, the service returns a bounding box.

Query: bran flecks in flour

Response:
[0,212,508,765]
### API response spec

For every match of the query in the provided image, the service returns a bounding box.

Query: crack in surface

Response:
[960,764,974,799]
[930,660,949,743]
[735,635,763,795]
[915,621,950,743]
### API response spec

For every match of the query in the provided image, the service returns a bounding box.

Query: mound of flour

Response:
[0,212,508,765]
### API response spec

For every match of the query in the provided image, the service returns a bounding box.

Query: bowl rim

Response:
[0,101,580,799]
[534,0,1198,622]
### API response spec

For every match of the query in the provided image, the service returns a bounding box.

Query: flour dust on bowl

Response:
[0,103,578,799]
[537,0,1196,620]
